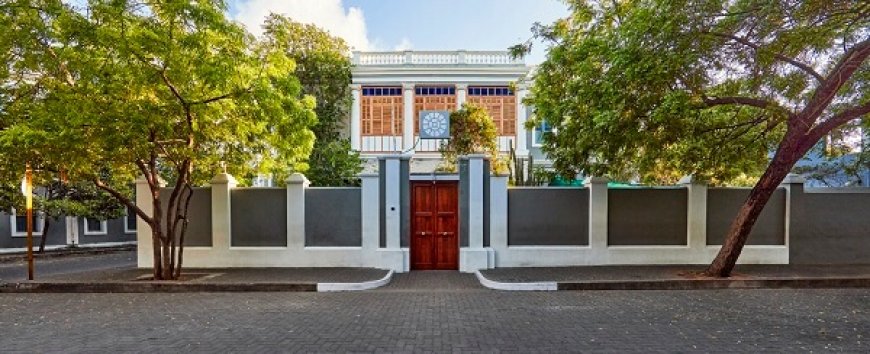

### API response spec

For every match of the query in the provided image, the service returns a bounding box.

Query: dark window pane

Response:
[86,218,102,232]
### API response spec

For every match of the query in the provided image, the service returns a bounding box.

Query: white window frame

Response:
[123,209,137,234]
[83,217,108,236]
[10,209,45,237]
[532,121,554,147]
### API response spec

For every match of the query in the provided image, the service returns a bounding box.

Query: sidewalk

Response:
[477,264,870,291]
[0,266,392,293]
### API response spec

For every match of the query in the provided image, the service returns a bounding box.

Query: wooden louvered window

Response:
[361,87,403,136]
[466,86,516,136]
[414,86,456,133]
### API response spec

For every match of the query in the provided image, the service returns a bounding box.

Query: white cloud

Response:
[393,37,413,51]
[233,0,374,51]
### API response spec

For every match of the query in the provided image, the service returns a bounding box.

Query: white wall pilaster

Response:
[360,173,380,251]
[460,154,492,272]
[402,83,415,152]
[350,84,362,151]
[65,216,79,246]
[680,175,707,252]
[211,173,237,251]
[286,173,309,249]
[515,84,529,156]
[586,176,609,251]
[781,173,805,251]
[135,175,166,268]
[456,83,467,110]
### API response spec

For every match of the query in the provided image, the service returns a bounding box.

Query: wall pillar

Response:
[135,175,166,268]
[488,174,509,266]
[360,173,379,251]
[515,84,529,156]
[585,176,609,251]
[402,83,415,152]
[286,173,309,249]
[210,173,237,251]
[456,83,467,110]
[378,155,407,271]
[460,154,493,272]
[680,175,708,253]
[781,173,805,250]
[350,84,361,151]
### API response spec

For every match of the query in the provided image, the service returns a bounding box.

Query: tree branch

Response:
[703,31,825,82]
[702,96,778,110]
[93,178,152,225]
[803,102,870,151]
[799,39,870,126]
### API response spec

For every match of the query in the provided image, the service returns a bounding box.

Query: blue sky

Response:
[229,0,569,64]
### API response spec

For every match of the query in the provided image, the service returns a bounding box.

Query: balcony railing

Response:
[353,51,524,66]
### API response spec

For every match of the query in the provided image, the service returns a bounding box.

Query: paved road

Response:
[1,271,867,352]
[0,250,135,281]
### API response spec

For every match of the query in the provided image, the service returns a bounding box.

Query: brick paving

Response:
[0,273,868,352]
[481,264,870,283]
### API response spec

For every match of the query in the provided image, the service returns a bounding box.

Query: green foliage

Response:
[0,0,318,278]
[263,15,362,186]
[522,0,868,186]
[439,103,504,172]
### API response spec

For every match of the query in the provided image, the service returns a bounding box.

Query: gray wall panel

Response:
[156,188,212,247]
[305,188,362,247]
[706,188,785,245]
[230,188,287,247]
[791,187,870,264]
[608,188,688,245]
[508,188,589,246]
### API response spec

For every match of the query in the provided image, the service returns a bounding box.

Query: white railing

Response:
[353,51,523,66]
[361,136,404,153]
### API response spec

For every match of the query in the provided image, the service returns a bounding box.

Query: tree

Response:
[0,0,317,279]
[439,103,505,172]
[263,15,362,186]
[515,0,869,276]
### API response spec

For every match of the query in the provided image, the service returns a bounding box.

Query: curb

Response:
[0,270,395,293]
[317,270,394,292]
[475,271,870,291]
[475,270,556,291]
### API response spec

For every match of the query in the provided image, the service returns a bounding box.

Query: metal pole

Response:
[25,164,34,280]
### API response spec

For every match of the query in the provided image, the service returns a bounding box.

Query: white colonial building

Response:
[348,50,540,168]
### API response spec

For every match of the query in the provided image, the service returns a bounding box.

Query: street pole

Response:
[25,164,34,281]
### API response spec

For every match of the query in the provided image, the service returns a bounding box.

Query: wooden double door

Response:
[410,181,459,270]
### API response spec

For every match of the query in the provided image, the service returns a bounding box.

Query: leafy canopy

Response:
[439,103,505,172]
[522,0,868,185]
[263,15,362,186]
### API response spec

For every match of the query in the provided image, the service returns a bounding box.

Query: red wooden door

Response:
[411,181,459,270]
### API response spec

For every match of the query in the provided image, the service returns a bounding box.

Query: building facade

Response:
[349,51,545,166]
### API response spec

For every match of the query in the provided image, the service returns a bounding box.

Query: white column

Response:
[402,83,415,152]
[780,173,805,249]
[383,157,401,249]
[286,173,309,249]
[585,176,609,251]
[460,154,492,272]
[211,173,237,250]
[515,84,529,156]
[350,84,361,151]
[135,175,165,268]
[679,175,707,252]
[456,83,467,110]
[360,173,380,251]
[489,174,508,267]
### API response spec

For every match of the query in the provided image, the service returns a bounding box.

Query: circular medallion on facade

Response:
[421,111,449,138]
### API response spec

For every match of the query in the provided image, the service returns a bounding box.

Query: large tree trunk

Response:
[37,217,50,253]
[706,138,804,277]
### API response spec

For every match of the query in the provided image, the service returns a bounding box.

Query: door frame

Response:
[409,180,460,270]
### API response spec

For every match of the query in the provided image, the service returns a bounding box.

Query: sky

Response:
[228,0,570,64]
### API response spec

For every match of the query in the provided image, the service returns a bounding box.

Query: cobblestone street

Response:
[1,271,867,352]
